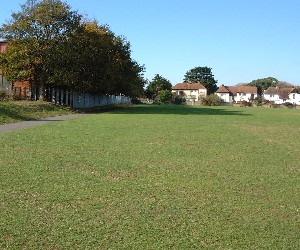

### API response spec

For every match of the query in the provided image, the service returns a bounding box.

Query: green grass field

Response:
[0,101,75,125]
[1,104,300,249]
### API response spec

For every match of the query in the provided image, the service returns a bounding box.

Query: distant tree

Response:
[276,81,293,88]
[146,74,172,99]
[247,77,278,95]
[183,66,218,94]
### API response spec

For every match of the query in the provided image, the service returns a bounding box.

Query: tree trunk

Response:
[39,82,45,101]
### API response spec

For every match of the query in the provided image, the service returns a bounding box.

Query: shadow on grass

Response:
[113,104,251,116]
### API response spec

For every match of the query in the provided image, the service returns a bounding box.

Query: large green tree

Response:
[183,66,218,94]
[0,0,82,100]
[146,74,172,99]
[247,77,278,95]
[0,0,145,99]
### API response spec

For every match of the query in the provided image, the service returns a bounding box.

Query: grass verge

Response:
[0,101,75,125]
[0,105,300,249]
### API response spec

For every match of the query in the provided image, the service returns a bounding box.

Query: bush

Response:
[241,100,252,107]
[284,102,295,109]
[172,95,186,105]
[0,89,12,101]
[131,98,143,104]
[200,94,221,106]
[253,97,262,106]
[157,90,173,104]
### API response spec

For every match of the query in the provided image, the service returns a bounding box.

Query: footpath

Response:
[0,114,86,134]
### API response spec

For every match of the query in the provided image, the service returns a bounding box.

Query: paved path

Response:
[0,114,86,134]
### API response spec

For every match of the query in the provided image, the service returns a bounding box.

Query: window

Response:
[293,94,295,99]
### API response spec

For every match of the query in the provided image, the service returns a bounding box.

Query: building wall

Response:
[216,93,231,103]
[235,93,257,102]
[288,93,300,105]
[0,42,8,53]
[0,70,13,93]
[264,94,284,104]
[173,89,207,101]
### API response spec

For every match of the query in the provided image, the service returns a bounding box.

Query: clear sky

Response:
[1,0,300,86]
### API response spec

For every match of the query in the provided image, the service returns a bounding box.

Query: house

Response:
[216,85,257,103]
[172,82,207,102]
[0,40,30,98]
[263,86,300,105]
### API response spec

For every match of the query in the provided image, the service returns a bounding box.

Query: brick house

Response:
[0,40,31,98]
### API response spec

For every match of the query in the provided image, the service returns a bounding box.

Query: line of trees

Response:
[0,0,145,100]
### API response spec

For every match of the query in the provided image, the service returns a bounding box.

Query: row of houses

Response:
[171,82,300,105]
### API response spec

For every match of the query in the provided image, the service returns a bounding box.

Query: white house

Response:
[263,87,300,105]
[288,89,300,105]
[216,85,257,103]
[172,82,207,102]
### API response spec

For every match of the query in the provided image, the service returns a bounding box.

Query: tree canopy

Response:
[183,66,218,94]
[0,0,145,99]
[247,77,278,95]
[146,74,172,99]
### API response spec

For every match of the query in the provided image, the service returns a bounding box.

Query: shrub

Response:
[172,95,186,105]
[158,90,173,104]
[131,98,143,104]
[253,97,262,106]
[0,89,12,101]
[241,100,252,107]
[200,94,221,106]
[284,102,295,109]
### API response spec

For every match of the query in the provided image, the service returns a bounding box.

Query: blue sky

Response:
[1,0,300,86]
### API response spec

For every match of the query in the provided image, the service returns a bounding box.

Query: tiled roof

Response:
[172,82,206,90]
[264,87,296,99]
[216,85,257,96]
[215,85,230,93]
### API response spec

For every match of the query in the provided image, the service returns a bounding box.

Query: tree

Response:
[0,0,82,100]
[146,74,172,99]
[183,66,218,94]
[247,77,278,96]
[0,0,145,99]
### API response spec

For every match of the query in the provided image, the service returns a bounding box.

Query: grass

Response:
[0,101,75,124]
[0,104,300,249]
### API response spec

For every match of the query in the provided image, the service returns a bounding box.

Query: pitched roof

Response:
[215,85,230,93]
[172,82,206,90]
[236,86,257,94]
[216,85,257,96]
[264,87,297,99]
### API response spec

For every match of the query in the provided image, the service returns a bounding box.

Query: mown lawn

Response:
[0,101,74,124]
[0,105,300,249]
